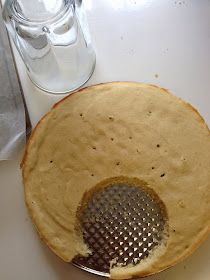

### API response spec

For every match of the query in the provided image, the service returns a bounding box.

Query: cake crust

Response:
[21,82,210,279]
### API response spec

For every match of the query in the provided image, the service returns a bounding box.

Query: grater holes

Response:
[73,182,167,275]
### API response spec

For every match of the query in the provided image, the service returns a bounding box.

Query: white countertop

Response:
[1,0,210,279]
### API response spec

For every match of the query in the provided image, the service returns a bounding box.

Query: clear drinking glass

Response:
[2,0,96,94]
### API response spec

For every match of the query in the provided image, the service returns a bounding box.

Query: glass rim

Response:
[4,0,74,27]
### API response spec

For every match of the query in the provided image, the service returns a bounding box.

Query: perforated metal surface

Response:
[73,183,167,277]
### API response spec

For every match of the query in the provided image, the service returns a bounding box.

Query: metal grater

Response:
[73,183,167,277]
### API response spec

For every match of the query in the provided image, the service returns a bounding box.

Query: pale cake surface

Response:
[22,82,210,279]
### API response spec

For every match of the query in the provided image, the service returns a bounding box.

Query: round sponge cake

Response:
[21,82,210,279]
